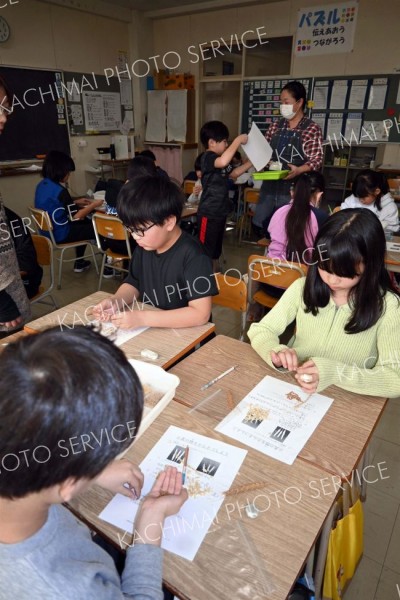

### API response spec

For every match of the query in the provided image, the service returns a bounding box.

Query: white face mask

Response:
[280,103,298,120]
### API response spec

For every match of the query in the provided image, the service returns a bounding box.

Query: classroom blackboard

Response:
[310,74,400,143]
[64,71,134,136]
[0,66,70,161]
[241,77,313,135]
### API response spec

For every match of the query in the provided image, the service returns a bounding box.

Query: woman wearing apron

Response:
[253,81,323,235]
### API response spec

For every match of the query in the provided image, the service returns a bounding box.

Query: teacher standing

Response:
[253,80,323,233]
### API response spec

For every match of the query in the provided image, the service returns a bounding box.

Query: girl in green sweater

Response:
[248,208,400,397]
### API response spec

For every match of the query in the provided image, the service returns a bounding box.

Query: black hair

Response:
[303,208,398,333]
[42,150,75,183]
[117,174,184,228]
[194,152,204,172]
[127,155,157,181]
[281,81,307,111]
[285,171,325,263]
[0,74,13,114]
[0,326,143,499]
[200,120,229,148]
[352,169,388,211]
[140,149,156,162]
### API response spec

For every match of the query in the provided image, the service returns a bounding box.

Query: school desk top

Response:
[68,401,336,600]
[170,335,387,480]
[24,291,214,369]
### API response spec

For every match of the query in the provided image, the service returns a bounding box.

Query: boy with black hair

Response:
[92,175,218,329]
[198,120,252,270]
[140,150,169,179]
[0,326,187,597]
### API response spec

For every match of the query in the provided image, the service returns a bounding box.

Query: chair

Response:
[30,235,58,309]
[183,180,196,195]
[238,187,260,244]
[332,206,341,213]
[247,254,307,312]
[29,207,99,290]
[92,212,132,291]
[212,272,247,340]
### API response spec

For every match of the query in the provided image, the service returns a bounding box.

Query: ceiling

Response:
[41,0,280,20]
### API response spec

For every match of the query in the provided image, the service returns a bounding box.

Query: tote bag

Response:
[322,482,363,600]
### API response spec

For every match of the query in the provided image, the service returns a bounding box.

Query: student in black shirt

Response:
[92,176,218,328]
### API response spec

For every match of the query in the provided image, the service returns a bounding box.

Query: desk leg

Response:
[359,446,370,502]
[313,503,337,600]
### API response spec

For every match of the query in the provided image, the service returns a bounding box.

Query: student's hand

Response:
[96,459,144,499]
[91,298,120,321]
[111,309,144,330]
[0,316,23,329]
[270,348,299,371]
[295,359,319,393]
[194,183,202,195]
[74,197,91,207]
[134,467,188,545]
[238,134,248,145]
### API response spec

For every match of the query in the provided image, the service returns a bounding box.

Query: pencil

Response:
[200,365,237,391]
[182,446,189,484]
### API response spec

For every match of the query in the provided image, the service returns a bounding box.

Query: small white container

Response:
[128,359,180,438]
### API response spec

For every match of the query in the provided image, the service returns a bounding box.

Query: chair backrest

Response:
[29,206,53,233]
[248,254,307,291]
[92,213,132,257]
[31,234,52,267]
[243,188,260,205]
[332,206,341,213]
[212,273,247,313]
[184,180,195,195]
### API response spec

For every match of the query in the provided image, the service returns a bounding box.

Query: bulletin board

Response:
[241,77,313,135]
[310,74,400,143]
[0,66,70,161]
[64,71,134,136]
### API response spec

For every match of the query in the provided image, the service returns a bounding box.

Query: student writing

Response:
[340,169,399,234]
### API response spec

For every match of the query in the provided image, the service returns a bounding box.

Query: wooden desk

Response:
[386,237,400,273]
[69,402,337,600]
[170,336,387,479]
[24,291,215,369]
[0,329,30,351]
[181,203,198,219]
[99,158,131,179]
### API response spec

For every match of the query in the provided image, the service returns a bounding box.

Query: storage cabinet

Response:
[322,144,385,206]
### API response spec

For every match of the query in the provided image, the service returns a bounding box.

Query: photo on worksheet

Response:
[242,404,270,429]
[166,445,186,464]
[196,458,220,477]
[270,426,291,443]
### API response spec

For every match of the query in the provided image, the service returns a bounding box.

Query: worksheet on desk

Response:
[99,426,247,560]
[216,376,333,465]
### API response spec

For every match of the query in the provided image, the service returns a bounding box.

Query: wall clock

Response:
[0,17,10,43]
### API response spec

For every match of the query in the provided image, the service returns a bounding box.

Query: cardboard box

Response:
[163,73,185,89]
[153,69,166,90]
[184,74,195,90]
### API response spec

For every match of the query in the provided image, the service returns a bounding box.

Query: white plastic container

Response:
[128,359,180,438]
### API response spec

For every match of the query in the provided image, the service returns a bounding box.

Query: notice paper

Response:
[99,426,247,560]
[146,90,166,142]
[244,122,273,171]
[216,375,333,465]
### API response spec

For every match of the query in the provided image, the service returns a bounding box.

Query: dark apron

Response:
[253,118,310,229]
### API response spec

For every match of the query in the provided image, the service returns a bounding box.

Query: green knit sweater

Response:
[248,278,400,398]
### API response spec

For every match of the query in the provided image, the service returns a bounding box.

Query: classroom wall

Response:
[152,0,400,167]
[0,0,132,215]
[153,0,400,76]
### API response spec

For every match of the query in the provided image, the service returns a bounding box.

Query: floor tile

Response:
[374,401,400,446]
[384,507,400,574]
[363,486,400,564]
[342,555,381,600]
[374,566,400,600]
[371,440,400,501]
